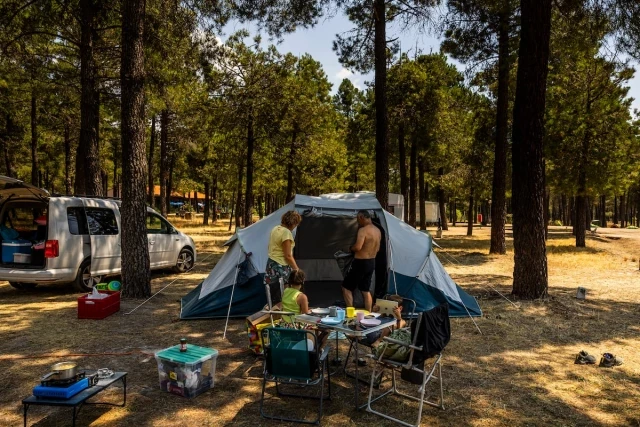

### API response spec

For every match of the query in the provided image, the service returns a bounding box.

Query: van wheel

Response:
[173,249,194,273]
[9,282,37,290]
[73,260,102,292]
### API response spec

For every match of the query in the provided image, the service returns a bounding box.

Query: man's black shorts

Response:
[342,258,375,293]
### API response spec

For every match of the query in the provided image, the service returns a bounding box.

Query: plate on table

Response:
[365,313,381,319]
[320,317,342,325]
[360,318,382,327]
[312,308,330,315]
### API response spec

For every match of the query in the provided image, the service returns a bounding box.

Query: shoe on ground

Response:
[575,350,596,365]
[357,357,367,367]
[599,353,623,368]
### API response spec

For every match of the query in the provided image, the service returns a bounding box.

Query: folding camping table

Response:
[294,314,396,410]
[22,371,127,427]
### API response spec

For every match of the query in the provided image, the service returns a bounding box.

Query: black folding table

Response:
[22,371,127,427]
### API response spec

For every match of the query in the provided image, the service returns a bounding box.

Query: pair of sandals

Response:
[575,350,623,367]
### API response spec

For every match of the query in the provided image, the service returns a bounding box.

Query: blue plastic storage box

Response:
[2,239,31,263]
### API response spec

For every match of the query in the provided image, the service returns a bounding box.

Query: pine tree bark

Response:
[78,0,102,196]
[398,123,408,222]
[235,158,243,229]
[167,153,174,214]
[2,114,15,178]
[437,167,448,230]
[511,0,551,298]
[408,132,417,227]
[244,113,254,226]
[112,139,118,197]
[490,1,510,254]
[148,114,156,207]
[203,181,210,225]
[31,94,38,186]
[418,156,426,230]
[613,195,618,224]
[159,109,169,217]
[64,121,72,194]
[467,189,474,236]
[212,175,218,222]
[119,0,150,298]
[374,0,389,210]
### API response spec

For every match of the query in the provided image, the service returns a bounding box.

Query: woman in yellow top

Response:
[264,210,302,304]
[281,270,309,323]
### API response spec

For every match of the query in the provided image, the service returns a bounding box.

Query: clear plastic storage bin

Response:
[155,344,218,398]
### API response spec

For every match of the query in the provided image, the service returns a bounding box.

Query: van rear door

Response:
[82,199,121,276]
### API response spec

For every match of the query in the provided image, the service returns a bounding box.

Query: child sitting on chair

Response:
[364,295,407,348]
[281,269,310,323]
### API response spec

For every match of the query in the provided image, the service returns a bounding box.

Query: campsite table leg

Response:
[354,339,359,409]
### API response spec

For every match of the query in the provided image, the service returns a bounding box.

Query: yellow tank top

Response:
[282,287,302,323]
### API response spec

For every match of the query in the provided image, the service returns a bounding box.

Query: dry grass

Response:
[1,221,639,426]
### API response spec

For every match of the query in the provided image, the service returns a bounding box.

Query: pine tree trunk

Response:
[78,0,102,196]
[544,187,550,240]
[398,123,408,222]
[418,156,426,230]
[31,94,38,186]
[120,0,150,298]
[490,1,510,254]
[3,114,15,178]
[467,189,474,236]
[437,167,448,230]
[244,114,254,226]
[613,195,618,224]
[212,175,218,222]
[167,153,174,214]
[258,194,264,219]
[204,181,210,225]
[408,132,417,227]
[159,110,169,217]
[112,139,118,197]
[229,190,235,231]
[148,115,156,207]
[235,158,243,229]
[511,0,551,298]
[64,121,72,194]
[374,0,389,210]
[452,199,457,226]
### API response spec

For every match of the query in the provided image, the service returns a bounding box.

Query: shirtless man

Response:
[342,210,381,312]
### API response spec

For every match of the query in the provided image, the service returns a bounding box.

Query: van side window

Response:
[67,208,89,235]
[146,213,171,234]
[85,208,119,235]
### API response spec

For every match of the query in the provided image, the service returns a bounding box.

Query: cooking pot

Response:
[41,361,77,381]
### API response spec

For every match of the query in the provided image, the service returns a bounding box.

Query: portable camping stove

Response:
[33,371,99,399]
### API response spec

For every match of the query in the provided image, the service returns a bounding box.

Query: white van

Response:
[0,176,197,291]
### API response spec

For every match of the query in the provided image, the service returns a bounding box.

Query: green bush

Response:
[553,220,563,226]
[627,225,639,230]
[506,214,513,224]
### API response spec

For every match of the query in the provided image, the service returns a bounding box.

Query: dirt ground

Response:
[1,219,639,426]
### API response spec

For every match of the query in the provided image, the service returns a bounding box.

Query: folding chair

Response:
[366,303,451,427]
[260,327,332,425]
[342,295,416,377]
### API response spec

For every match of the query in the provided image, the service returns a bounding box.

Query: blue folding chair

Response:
[260,327,331,425]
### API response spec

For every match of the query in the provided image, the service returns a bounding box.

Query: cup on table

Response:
[336,308,345,321]
[329,306,338,317]
[346,307,355,318]
[356,311,364,322]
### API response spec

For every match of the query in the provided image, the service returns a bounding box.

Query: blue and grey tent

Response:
[180,193,481,320]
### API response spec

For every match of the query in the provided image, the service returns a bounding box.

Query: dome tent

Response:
[179,193,481,320]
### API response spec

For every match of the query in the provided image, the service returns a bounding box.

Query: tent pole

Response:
[223,250,244,339]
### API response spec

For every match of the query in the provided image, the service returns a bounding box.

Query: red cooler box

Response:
[77,291,120,319]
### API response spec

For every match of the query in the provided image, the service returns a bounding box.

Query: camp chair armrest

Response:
[382,337,423,352]
[318,345,331,362]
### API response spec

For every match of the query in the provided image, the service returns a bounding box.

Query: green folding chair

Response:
[260,327,331,425]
